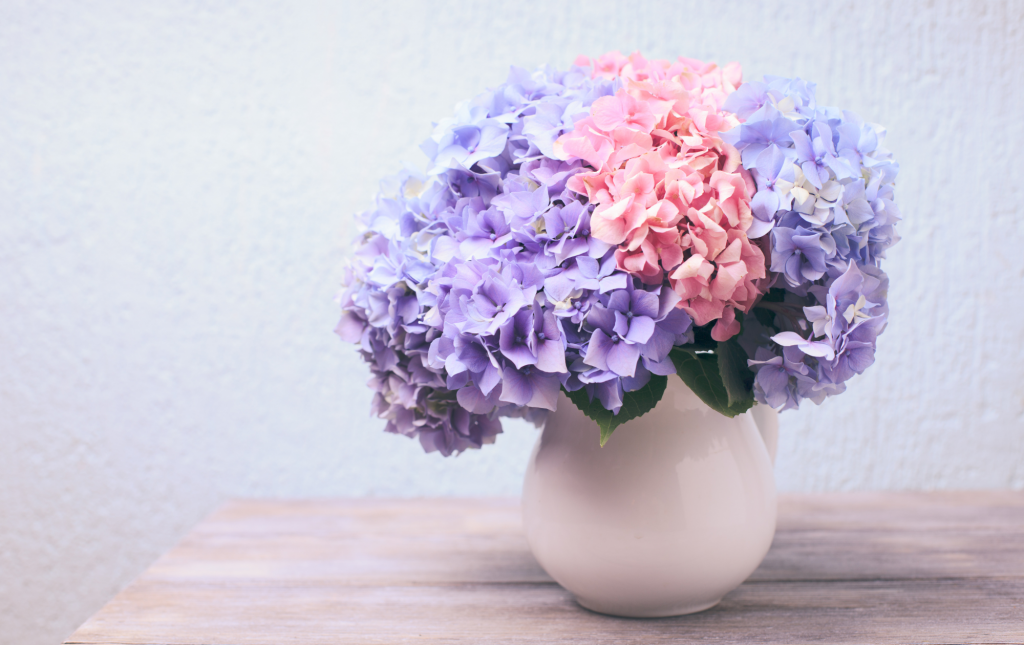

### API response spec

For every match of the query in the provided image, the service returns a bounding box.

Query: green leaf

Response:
[562,375,669,446]
[669,347,754,418]
[716,337,756,410]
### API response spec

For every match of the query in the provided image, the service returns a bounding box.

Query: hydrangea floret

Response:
[336,52,899,455]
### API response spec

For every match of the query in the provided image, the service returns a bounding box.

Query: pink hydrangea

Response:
[556,51,767,341]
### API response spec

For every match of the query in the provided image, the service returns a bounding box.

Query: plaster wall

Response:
[2,2,1022,643]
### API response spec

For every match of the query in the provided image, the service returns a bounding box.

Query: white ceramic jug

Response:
[522,374,778,617]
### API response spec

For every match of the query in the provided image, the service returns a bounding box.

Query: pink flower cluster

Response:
[556,52,768,341]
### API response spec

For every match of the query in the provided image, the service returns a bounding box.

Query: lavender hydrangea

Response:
[337,63,694,455]
[723,76,900,410]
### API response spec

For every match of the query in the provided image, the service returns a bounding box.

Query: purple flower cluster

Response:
[336,64,693,455]
[723,77,900,410]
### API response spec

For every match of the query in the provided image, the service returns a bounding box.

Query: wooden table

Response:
[65,493,1024,644]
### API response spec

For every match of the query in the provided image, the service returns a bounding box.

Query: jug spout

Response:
[750,404,779,466]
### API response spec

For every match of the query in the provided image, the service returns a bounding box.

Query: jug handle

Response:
[750,404,779,466]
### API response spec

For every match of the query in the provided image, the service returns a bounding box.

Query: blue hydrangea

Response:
[723,77,900,411]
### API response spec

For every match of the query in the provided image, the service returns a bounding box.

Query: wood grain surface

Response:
[65,493,1024,644]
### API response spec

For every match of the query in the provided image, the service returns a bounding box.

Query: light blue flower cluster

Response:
[336,65,693,455]
[722,77,901,410]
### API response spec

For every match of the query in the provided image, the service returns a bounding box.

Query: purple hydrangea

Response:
[338,62,700,455]
[723,76,900,411]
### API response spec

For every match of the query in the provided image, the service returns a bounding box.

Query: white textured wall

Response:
[1,1,1022,643]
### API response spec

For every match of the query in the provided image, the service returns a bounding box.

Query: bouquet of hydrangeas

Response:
[336,51,899,456]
